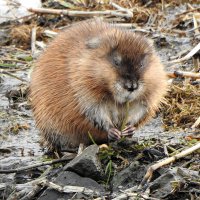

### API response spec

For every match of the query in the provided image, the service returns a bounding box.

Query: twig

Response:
[167,42,200,64]
[1,70,28,82]
[38,179,100,196]
[31,26,37,57]
[191,116,200,129]
[36,41,46,50]
[0,67,29,73]
[113,23,151,33]
[0,63,16,68]
[0,58,27,64]
[169,48,191,60]
[192,14,199,35]
[176,7,200,17]
[110,1,133,18]
[28,7,133,18]
[138,142,200,189]
[187,3,195,10]
[167,71,200,79]
[161,0,165,12]
[110,2,127,11]
[167,145,179,154]
[0,156,75,174]
[60,23,150,33]
[163,144,169,157]
[43,30,58,38]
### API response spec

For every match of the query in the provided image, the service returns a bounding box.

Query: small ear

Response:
[86,37,102,49]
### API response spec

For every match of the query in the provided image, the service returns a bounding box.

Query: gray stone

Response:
[64,144,105,181]
[38,171,105,200]
[112,161,146,191]
[149,167,200,198]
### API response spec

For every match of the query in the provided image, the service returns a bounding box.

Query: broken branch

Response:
[167,71,200,79]
[167,42,200,64]
[138,142,200,189]
[39,179,100,196]
[28,7,133,18]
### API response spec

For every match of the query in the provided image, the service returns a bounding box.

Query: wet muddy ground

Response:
[0,1,200,199]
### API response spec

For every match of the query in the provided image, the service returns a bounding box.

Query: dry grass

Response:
[10,24,45,49]
[163,82,200,131]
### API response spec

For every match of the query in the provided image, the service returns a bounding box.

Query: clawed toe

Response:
[122,125,136,136]
[108,128,122,141]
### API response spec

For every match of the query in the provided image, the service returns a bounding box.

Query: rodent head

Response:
[84,28,156,104]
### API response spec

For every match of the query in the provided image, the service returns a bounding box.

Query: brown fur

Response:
[30,20,168,150]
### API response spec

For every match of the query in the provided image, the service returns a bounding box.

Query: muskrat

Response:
[30,20,168,150]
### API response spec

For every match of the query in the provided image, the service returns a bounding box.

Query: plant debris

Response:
[163,82,200,131]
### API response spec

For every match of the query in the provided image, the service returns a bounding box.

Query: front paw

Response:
[121,125,136,137]
[108,128,122,142]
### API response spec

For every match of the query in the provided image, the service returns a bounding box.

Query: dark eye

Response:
[113,54,122,67]
[114,58,121,67]
[139,60,145,69]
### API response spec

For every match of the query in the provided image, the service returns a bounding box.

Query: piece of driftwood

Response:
[38,179,100,196]
[138,142,200,189]
[28,7,133,18]
[0,156,75,174]
[167,42,200,64]
[167,71,200,79]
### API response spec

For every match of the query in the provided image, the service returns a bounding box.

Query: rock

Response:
[111,161,146,191]
[149,167,200,199]
[0,174,15,200]
[64,144,105,181]
[38,171,105,200]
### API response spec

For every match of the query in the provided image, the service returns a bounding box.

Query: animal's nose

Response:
[124,81,138,92]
